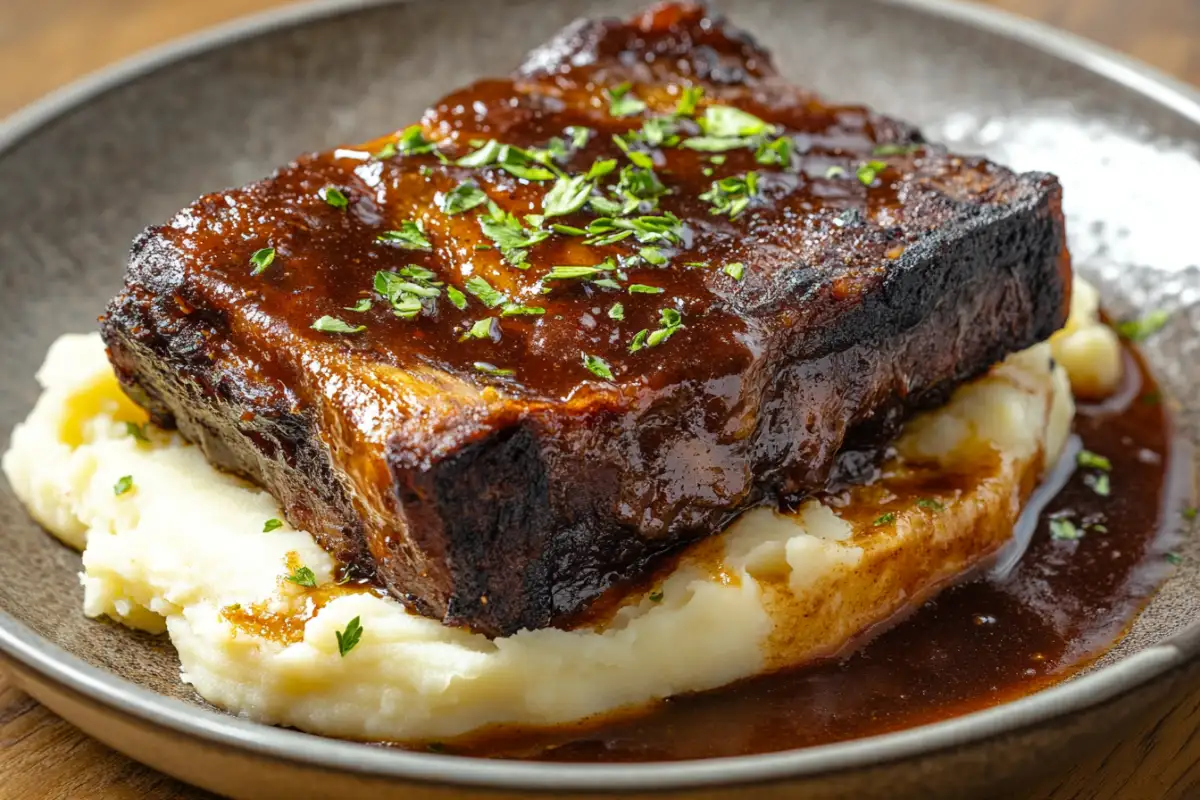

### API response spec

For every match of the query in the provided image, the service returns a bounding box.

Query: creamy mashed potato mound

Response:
[2,280,1117,742]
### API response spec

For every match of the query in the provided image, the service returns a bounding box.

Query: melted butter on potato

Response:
[0,277,1114,741]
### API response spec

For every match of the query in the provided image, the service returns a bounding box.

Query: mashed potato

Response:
[1,280,1115,743]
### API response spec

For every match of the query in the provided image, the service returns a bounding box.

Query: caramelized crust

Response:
[102,2,1070,636]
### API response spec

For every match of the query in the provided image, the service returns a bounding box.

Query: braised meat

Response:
[102,2,1071,636]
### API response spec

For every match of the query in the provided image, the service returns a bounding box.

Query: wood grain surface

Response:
[0,1,1197,798]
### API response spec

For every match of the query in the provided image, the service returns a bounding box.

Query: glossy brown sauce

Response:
[429,343,1186,761]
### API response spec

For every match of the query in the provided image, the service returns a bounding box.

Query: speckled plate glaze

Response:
[0,1,1198,797]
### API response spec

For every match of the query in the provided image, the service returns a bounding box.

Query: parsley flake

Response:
[916,498,945,512]
[1185,507,1199,521]
[445,285,468,310]
[249,247,276,276]
[1116,310,1170,342]
[499,304,545,317]
[628,284,664,294]
[639,247,669,266]
[545,265,605,280]
[125,422,149,442]
[825,165,847,179]
[1166,552,1184,566]
[465,276,506,308]
[613,134,654,169]
[649,589,665,602]
[1084,472,1111,497]
[441,181,489,215]
[873,142,923,156]
[873,512,897,527]
[322,186,349,209]
[543,174,593,218]
[462,317,499,341]
[1077,450,1112,471]
[607,82,647,117]
[1050,518,1083,541]
[700,172,759,218]
[723,262,745,280]
[474,362,515,378]
[702,105,775,138]
[377,221,432,251]
[285,565,318,588]
[311,316,365,334]
[566,126,592,149]
[478,205,550,268]
[113,475,134,496]
[675,86,703,117]
[856,160,888,186]
[336,616,363,657]
[585,159,619,181]
[608,302,625,321]
[582,353,614,380]
[263,518,283,533]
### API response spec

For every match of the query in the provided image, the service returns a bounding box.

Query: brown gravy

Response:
[441,343,1187,761]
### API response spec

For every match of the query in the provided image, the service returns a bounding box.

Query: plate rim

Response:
[1,0,1199,791]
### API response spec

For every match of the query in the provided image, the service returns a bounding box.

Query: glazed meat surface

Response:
[102,2,1070,636]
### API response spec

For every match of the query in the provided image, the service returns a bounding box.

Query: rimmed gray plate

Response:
[1,1,1198,797]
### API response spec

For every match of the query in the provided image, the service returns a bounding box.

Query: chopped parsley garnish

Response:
[374,270,440,319]
[441,181,489,215]
[113,475,134,496]
[372,141,397,160]
[445,285,468,310]
[872,142,922,156]
[566,126,592,149]
[675,85,703,117]
[1115,309,1170,342]
[551,223,588,236]
[311,316,366,334]
[285,565,318,588]
[856,160,888,186]
[1085,472,1111,497]
[478,204,550,268]
[456,139,502,167]
[457,140,558,181]
[754,137,793,168]
[124,422,149,442]
[825,165,847,179]
[582,353,614,380]
[396,124,438,156]
[344,298,372,312]
[585,214,684,246]
[629,308,683,352]
[585,159,619,181]
[608,302,625,321]
[700,172,759,218]
[465,275,506,308]
[872,512,897,527]
[916,498,945,512]
[322,186,349,209]
[474,362,515,377]
[723,262,745,280]
[336,616,363,657]
[1077,450,1112,471]
[499,304,545,317]
[1049,518,1082,541]
[377,221,432,251]
[1166,552,1184,566]
[545,265,605,280]
[462,317,499,341]
[613,134,654,169]
[543,174,593,218]
[249,247,276,276]
[641,116,683,148]
[606,82,647,117]
[628,284,664,294]
[649,589,665,602]
[263,518,283,533]
[701,105,775,138]
[1185,507,1199,521]
[639,247,669,266]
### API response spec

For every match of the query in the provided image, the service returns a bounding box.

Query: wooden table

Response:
[0,1,1197,798]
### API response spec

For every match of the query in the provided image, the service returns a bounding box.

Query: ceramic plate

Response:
[0,1,1198,797]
